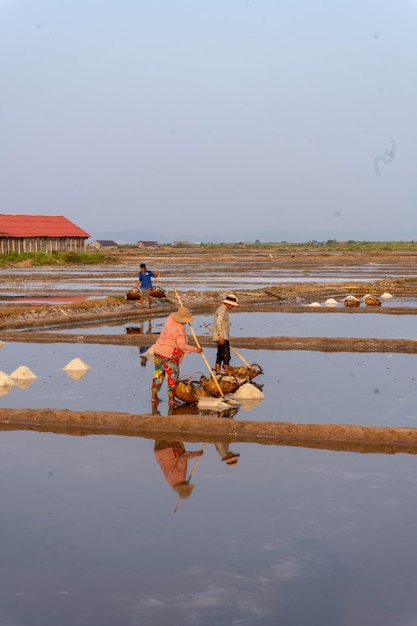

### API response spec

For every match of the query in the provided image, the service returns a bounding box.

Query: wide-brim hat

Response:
[172,306,194,323]
[222,452,241,465]
[222,293,239,307]
[173,481,194,498]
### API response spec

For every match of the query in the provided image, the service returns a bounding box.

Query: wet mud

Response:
[0,408,417,454]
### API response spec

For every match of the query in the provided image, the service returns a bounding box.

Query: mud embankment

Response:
[0,408,416,455]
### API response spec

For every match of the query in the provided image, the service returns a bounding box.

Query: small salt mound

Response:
[234,383,264,400]
[63,358,90,371]
[10,366,37,380]
[324,298,338,306]
[380,292,393,298]
[0,371,15,387]
[308,302,321,307]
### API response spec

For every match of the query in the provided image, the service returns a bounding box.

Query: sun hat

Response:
[172,306,194,323]
[173,482,194,498]
[222,293,239,307]
[222,452,241,465]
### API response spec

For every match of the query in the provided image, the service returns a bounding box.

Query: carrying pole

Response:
[172,286,224,397]
[203,322,251,368]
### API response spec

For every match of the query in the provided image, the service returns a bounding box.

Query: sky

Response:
[1,0,417,243]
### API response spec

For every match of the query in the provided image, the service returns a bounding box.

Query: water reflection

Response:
[154,440,205,513]
[214,442,241,466]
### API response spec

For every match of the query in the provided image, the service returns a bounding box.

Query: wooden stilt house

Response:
[0,215,91,254]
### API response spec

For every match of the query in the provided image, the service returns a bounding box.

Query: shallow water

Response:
[41,309,417,341]
[2,259,417,624]
[1,260,417,297]
[1,342,417,428]
[0,429,416,626]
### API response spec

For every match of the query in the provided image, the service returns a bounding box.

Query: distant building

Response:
[136,240,162,248]
[89,239,118,250]
[0,214,90,254]
[171,240,195,247]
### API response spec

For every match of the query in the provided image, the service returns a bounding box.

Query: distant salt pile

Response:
[0,371,15,387]
[380,292,393,298]
[63,358,90,380]
[63,358,90,372]
[324,298,338,306]
[308,302,321,307]
[10,366,37,380]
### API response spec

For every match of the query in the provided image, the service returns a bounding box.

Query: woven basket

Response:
[175,374,208,404]
[125,289,140,301]
[200,374,240,398]
[228,363,263,380]
[149,287,166,298]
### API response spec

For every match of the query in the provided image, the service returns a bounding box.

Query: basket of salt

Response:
[228,363,263,380]
[200,374,240,398]
[149,286,166,298]
[175,374,208,404]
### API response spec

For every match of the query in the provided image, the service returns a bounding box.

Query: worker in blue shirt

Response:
[135,263,159,308]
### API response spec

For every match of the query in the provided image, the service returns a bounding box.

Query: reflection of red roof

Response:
[0,215,90,238]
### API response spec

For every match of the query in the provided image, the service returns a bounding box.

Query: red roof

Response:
[0,214,90,238]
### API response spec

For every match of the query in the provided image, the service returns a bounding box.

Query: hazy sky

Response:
[1,1,416,243]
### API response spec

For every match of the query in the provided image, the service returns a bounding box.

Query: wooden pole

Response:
[173,286,224,397]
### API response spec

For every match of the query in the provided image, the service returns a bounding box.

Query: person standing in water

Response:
[152,306,202,407]
[212,293,239,374]
[135,263,159,309]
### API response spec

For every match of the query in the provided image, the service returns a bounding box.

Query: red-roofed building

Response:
[0,214,90,254]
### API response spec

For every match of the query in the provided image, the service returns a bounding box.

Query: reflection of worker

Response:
[154,440,204,498]
[215,441,240,466]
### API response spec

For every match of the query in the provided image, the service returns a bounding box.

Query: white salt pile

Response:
[380,292,393,298]
[0,371,15,387]
[63,358,90,371]
[308,302,321,307]
[63,358,90,380]
[234,383,264,400]
[10,366,37,380]
[324,298,338,306]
